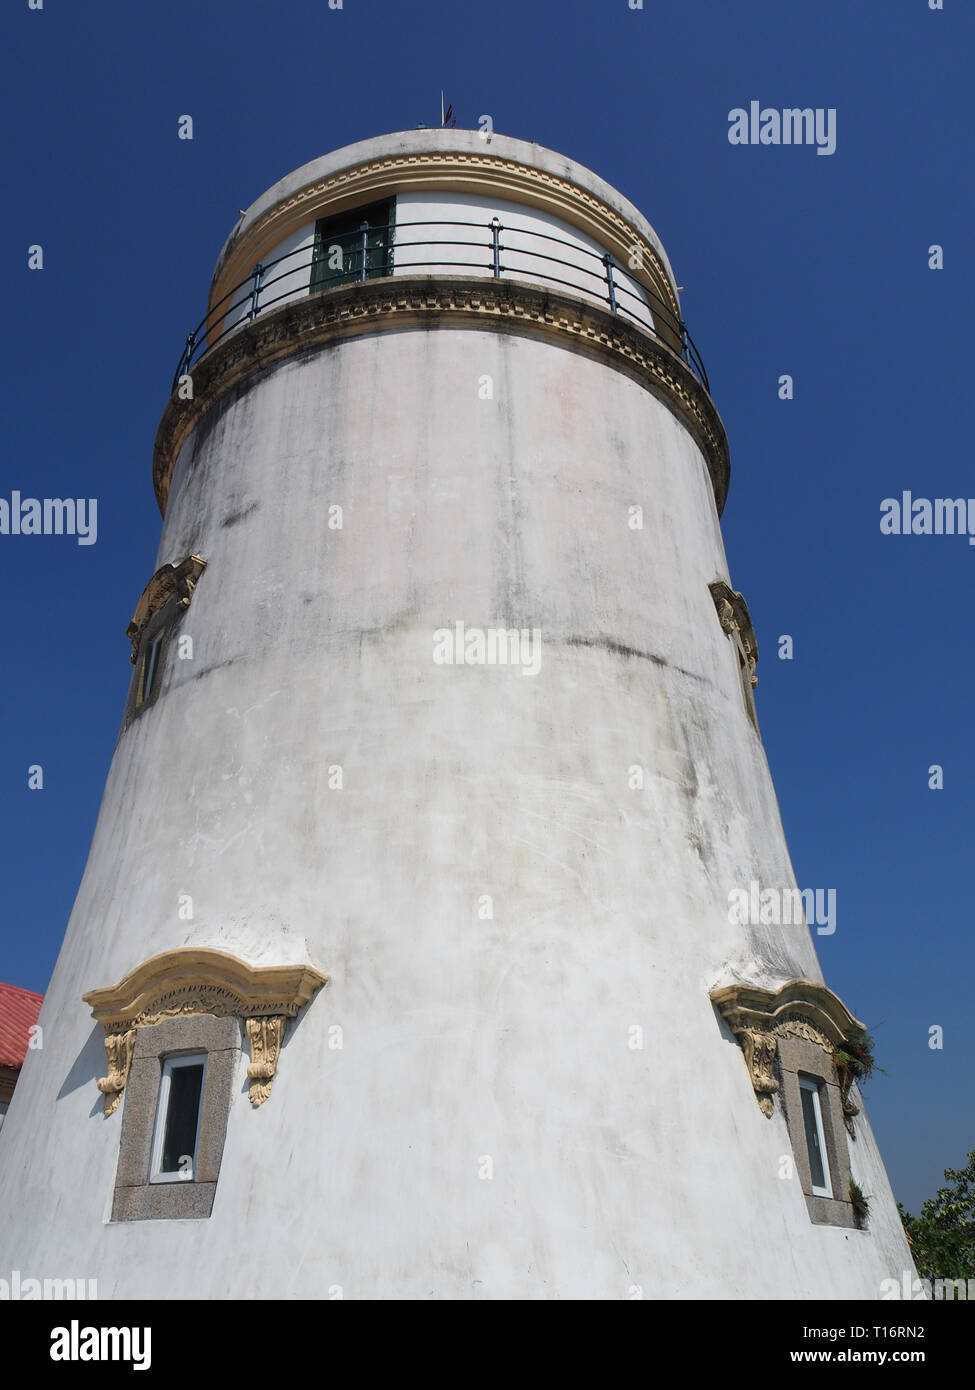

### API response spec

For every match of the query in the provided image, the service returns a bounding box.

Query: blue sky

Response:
[1,0,970,1215]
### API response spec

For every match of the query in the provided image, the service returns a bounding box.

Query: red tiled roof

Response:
[0,981,44,1068]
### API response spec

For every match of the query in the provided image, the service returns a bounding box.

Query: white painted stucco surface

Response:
[0,319,913,1298]
[218,221,317,336]
[393,191,653,329]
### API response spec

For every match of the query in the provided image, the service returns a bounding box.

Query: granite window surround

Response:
[776,1033,858,1229]
[710,978,866,1232]
[111,1013,241,1223]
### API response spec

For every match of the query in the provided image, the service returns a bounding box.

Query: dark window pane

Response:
[311,200,394,291]
[141,636,162,702]
[800,1083,827,1190]
[161,1063,204,1174]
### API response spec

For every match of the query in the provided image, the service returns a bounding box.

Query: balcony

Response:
[172,217,709,395]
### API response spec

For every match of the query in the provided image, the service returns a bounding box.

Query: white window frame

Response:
[149,1052,207,1184]
[799,1075,833,1198]
[140,633,162,702]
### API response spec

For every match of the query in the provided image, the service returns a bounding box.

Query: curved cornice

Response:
[155,274,729,518]
[83,947,327,1029]
[208,147,681,346]
[710,978,866,1045]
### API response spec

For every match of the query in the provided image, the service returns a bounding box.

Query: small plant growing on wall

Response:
[850,1178,871,1229]
[833,1029,885,1084]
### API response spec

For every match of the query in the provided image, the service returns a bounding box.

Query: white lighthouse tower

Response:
[0,129,914,1298]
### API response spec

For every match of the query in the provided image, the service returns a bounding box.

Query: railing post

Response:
[359,221,369,281]
[603,253,618,313]
[174,332,196,391]
[248,264,263,321]
[490,217,501,278]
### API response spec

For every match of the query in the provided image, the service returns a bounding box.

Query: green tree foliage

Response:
[898,1150,975,1279]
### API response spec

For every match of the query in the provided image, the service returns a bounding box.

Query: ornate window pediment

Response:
[710,580,758,727]
[121,555,207,730]
[83,947,328,1115]
[126,555,206,663]
[710,977,863,1134]
[711,978,868,1229]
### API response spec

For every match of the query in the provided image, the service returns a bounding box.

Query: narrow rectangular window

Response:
[150,1053,206,1183]
[140,632,163,704]
[799,1075,832,1197]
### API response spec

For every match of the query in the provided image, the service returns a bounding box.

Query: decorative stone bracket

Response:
[710,978,865,1134]
[96,1028,138,1116]
[83,948,328,1114]
[126,554,207,662]
[709,581,758,688]
[245,1017,286,1108]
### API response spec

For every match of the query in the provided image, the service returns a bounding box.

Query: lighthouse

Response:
[0,129,914,1298]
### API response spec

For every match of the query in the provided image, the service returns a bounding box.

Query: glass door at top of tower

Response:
[311,199,395,292]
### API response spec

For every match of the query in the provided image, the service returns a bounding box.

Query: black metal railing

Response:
[172,218,709,393]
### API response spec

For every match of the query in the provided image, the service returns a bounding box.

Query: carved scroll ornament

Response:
[83,947,327,1113]
[96,1028,137,1117]
[245,1017,286,1108]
